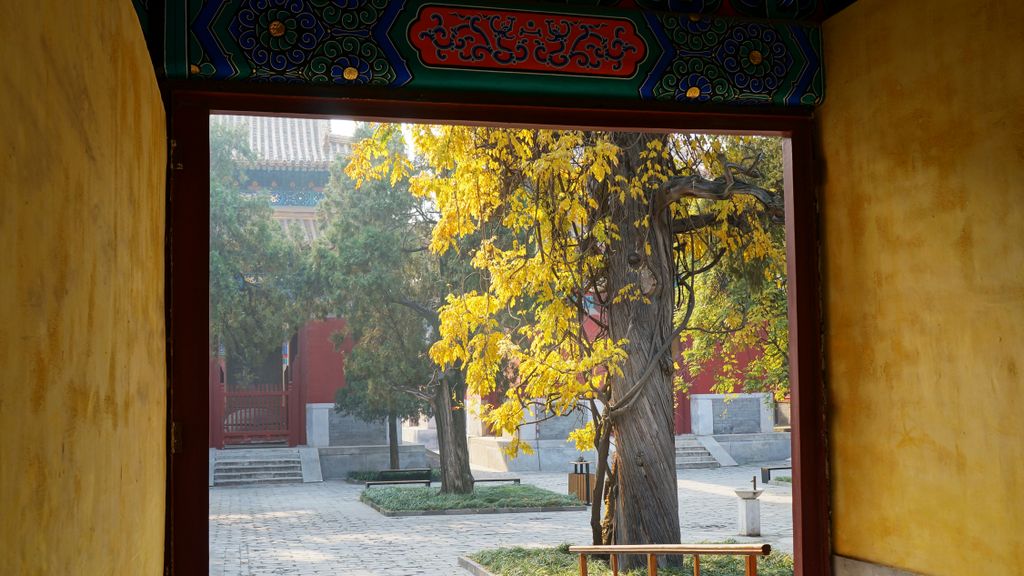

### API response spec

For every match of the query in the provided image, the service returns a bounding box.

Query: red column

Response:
[209,358,225,449]
[298,371,307,446]
[216,384,227,449]
[287,384,302,447]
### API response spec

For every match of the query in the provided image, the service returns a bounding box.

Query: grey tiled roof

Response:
[212,115,353,171]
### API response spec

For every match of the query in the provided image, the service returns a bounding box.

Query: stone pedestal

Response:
[691,393,774,436]
[306,403,388,447]
[306,403,333,447]
[735,488,763,536]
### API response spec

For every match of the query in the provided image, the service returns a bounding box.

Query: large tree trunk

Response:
[603,133,681,569]
[434,371,474,493]
[387,411,400,470]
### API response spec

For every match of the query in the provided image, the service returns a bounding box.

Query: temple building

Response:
[207,115,385,450]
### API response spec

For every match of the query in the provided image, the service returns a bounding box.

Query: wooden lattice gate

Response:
[210,382,301,447]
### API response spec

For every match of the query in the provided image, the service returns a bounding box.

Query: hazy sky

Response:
[330,118,357,136]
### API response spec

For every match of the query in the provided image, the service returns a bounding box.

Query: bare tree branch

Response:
[386,294,440,329]
[671,213,719,234]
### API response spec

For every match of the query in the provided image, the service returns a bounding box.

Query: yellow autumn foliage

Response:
[348,124,787,456]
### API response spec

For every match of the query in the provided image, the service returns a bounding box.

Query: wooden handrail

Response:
[568,543,771,576]
[569,544,770,555]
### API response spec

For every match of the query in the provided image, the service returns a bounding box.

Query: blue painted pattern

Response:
[180,0,823,106]
[191,0,411,85]
[641,13,821,105]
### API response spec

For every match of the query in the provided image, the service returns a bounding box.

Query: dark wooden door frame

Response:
[165,86,828,576]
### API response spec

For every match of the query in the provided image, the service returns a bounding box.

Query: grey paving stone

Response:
[210,466,792,575]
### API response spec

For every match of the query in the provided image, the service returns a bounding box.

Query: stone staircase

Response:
[675,435,720,469]
[213,448,304,487]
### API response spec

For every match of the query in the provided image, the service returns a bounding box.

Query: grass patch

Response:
[470,543,794,576]
[773,476,792,483]
[346,469,441,482]
[360,484,583,512]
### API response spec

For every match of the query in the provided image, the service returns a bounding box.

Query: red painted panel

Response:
[408,6,647,78]
[297,318,351,404]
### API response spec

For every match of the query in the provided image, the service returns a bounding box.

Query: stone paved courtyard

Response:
[209,465,792,576]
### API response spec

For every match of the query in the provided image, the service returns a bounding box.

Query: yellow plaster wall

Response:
[819,0,1024,573]
[0,2,166,574]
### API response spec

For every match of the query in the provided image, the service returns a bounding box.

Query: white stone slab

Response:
[692,396,715,435]
[691,393,774,435]
[299,446,323,483]
[306,403,333,447]
[209,448,217,487]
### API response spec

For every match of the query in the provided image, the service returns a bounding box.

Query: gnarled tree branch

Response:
[662,169,783,223]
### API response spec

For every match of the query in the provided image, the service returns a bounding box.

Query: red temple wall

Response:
[297,318,351,404]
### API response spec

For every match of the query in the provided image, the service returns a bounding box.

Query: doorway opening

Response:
[168,95,825,576]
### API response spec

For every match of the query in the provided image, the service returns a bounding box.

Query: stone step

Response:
[215,469,301,477]
[217,468,301,475]
[215,461,302,468]
[677,460,720,470]
[212,448,307,486]
[218,468,301,475]
[215,461,301,470]
[675,445,712,453]
[218,449,299,458]
[674,437,721,469]
[676,445,704,451]
[223,442,288,449]
[215,466,302,477]
[677,453,717,461]
[215,470,302,481]
[215,460,302,467]
[216,456,301,463]
[214,476,304,487]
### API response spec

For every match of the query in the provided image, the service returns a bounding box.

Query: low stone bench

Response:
[364,468,432,487]
[472,478,521,485]
[759,465,791,483]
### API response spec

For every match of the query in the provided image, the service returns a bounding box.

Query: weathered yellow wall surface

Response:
[0,1,166,574]
[819,0,1023,574]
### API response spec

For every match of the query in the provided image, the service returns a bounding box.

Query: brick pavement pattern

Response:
[209,466,792,576]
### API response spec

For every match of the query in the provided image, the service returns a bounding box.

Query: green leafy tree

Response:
[209,122,306,386]
[312,124,476,492]
[333,314,432,469]
[678,136,789,399]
